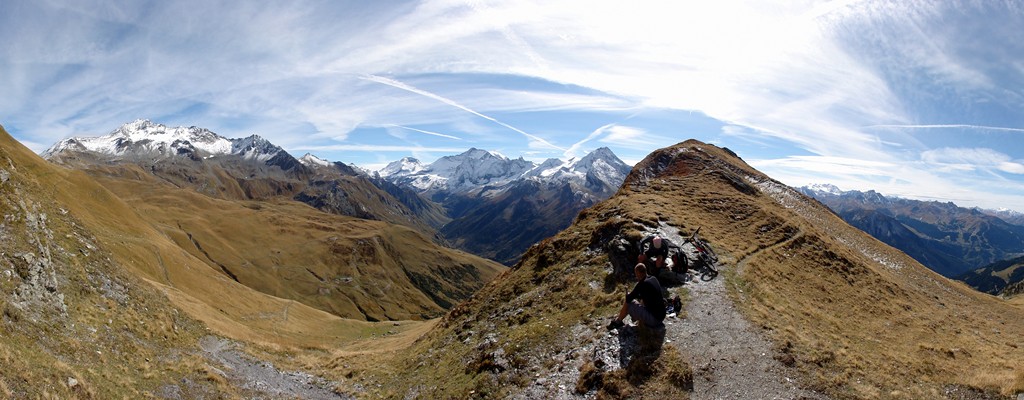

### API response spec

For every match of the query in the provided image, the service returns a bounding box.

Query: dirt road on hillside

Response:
[660,226,829,400]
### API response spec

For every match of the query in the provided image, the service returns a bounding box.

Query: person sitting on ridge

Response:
[607,263,666,331]
[638,234,682,285]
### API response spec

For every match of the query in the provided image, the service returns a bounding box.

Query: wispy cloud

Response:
[2,1,1024,211]
[921,147,1024,174]
[361,75,563,151]
[753,156,898,177]
[865,124,1024,133]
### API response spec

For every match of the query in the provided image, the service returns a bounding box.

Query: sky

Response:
[2,0,1024,212]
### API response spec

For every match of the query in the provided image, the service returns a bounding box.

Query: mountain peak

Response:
[380,157,425,178]
[44,120,234,159]
[462,147,499,160]
[41,120,298,164]
[804,183,844,195]
[230,134,282,161]
[299,153,332,168]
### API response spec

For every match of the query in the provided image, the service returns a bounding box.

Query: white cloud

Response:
[999,162,1024,174]
[753,155,897,177]
[920,147,1011,170]
[361,75,564,151]
[2,0,1023,211]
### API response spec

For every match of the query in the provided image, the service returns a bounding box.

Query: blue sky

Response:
[2,1,1024,212]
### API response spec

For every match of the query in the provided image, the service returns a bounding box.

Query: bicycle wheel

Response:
[699,239,719,263]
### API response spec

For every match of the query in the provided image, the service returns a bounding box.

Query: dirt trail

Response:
[199,336,349,399]
[659,225,828,400]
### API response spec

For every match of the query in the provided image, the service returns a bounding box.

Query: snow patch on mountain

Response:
[299,153,332,168]
[380,157,426,177]
[42,119,284,161]
[804,183,844,196]
[378,146,631,196]
[230,134,283,162]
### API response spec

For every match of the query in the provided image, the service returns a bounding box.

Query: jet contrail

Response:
[389,124,462,140]
[362,75,565,151]
[565,123,615,159]
[865,124,1024,133]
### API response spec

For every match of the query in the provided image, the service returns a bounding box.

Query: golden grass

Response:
[377,140,1024,398]
[0,125,482,396]
[7,126,1024,398]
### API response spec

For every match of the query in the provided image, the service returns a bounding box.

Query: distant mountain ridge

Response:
[960,255,1024,295]
[378,146,628,199]
[44,119,284,162]
[44,119,444,234]
[799,184,1024,279]
[43,120,632,266]
[378,145,632,264]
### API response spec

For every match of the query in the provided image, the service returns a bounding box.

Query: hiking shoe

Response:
[606,319,625,331]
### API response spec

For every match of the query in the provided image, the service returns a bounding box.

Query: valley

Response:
[3,122,1023,399]
[801,185,1024,297]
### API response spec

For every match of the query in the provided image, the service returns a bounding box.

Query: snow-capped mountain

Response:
[43,119,283,161]
[527,147,630,195]
[378,157,426,178]
[378,146,630,197]
[298,153,332,168]
[803,183,844,196]
[379,146,631,265]
[380,148,537,193]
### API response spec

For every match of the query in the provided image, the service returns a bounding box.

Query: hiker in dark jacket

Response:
[638,235,670,271]
[607,263,666,330]
[639,235,683,286]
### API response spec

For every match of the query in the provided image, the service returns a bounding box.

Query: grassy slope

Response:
[0,125,501,397]
[0,126,221,397]
[88,170,504,322]
[381,140,1024,399]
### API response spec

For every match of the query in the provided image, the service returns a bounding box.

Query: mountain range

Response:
[799,184,1024,280]
[4,119,1024,397]
[378,145,631,264]
[376,140,1024,398]
[41,120,507,323]
[46,119,631,266]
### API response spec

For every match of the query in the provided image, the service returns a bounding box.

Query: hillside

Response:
[960,255,1024,295]
[1,123,503,397]
[44,120,506,322]
[0,124,238,396]
[86,170,503,321]
[800,185,1024,278]
[46,119,444,235]
[373,140,1024,399]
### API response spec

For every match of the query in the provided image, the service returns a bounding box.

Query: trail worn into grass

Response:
[661,226,828,400]
[199,336,349,399]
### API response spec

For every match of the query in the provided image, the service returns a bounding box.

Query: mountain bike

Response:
[685,227,719,280]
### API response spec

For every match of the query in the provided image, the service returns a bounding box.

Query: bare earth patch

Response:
[199,336,349,399]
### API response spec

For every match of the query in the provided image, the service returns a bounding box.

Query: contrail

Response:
[292,144,467,153]
[389,124,462,140]
[865,124,1024,133]
[565,123,614,159]
[362,75,565,151]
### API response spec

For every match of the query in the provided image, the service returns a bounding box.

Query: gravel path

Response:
[660,225,829,400]
[199,336,350,399]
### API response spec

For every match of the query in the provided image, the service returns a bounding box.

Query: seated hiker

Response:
[639,235,683,286]
[607,263,666,330]
[638,235,670,271]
